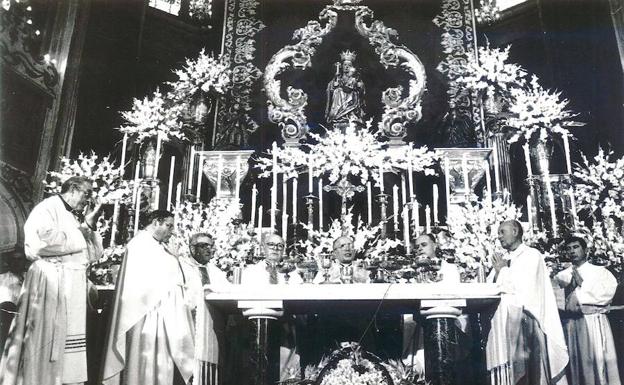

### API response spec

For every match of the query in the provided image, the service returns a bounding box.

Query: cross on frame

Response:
[323,177,365,217]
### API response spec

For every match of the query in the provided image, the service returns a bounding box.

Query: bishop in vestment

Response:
[101,210,195,385]
[0,176,103,385]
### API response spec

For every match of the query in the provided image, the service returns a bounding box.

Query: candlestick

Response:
[462,154,470,199]
[493,145,501,192]
[250,183,257,227]
[318,178,323,231]
[235,155,241,200]
[292,176,298,225]
[216,155,223,199]
[257,205,263,243]
[196,154,204,199]
[377,193,389,238]
[110,201,119,246]
[403,209,411,255]
[378,160,385,193]
[175,182,182,213]
[187,147,196,190]
[425,205,431,234]
[412,200,420,238]
[367,181,372,225]
[523,143,532,177]
[408,148,415,199]
[166,156,175,210]
[392,184,399,233]
[526,194,534,233]
[563,135,572,174]
[433,184,439,225]
[305,194,316,238]
[444,157,450,222]
[154,133,162,179]
[484,159,492,208]
[282,176,288,238]
[120,133,128,177]
[401,175,408,229]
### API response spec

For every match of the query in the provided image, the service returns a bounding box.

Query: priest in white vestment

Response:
[313,236,369,284]
[555,236,621,385]
[487,220,568,385]
[101,210,195,385]
[0,176,103,385]
[180,233,231,385]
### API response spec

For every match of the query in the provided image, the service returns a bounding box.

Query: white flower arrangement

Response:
[169,49,231,103]
[446,195,521,273]
[455,43,527,113]
[174,200,257,272]
[45,152,134,205]
[257,122,439,189]
[319,358,390,385]
[188,0,213,21]
[505,75,584,144]
[118,88,186,143]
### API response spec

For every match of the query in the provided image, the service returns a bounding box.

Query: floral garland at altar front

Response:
[173,200,257,273]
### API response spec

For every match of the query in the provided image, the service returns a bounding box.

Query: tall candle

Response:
[282,176,288,239]
[433,184,439,224]
[408,148,415,200]
[216,155,223,199]
[462,154,470,198]
[187,148,196,190]
[292,176,298,225]
[270,186,276,231]
[235,155,241,200]
[569,187,578,229]
[444,157,451,220]
[412,200,420,237]
[119,133,128,177]
[196,154,204,199]
[174,182,182,213]
[318,178,323,230]
[271,142,278,230]
[250,184,257,227]
[132,163,140,206]
[308,165,313,193]
[257,205,263,243]
[484,159,492,207]
[401,175,408,231]
[166,156,175,210]
[403,208,411,255]
[367,181,372,225]
[425,205,431,234]
[134,185,142,234]
[545,174,557,237]
[153,185,160,210]
[526,194,534,233]
[392,184,399,233]
[493,145,501,192]
[110,201,119,246]
[378,160,385,193]
[563,135,572,174]
[154,133,162,178]
[523,143,533,176]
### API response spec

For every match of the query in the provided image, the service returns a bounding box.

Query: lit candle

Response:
[318,178,323,230]
[174,182,182,213]
[292,176,298,225]
[462,154,470,198]
[154,133,162,178]
[235,155,241,200]
[393,184,399,233]
[282,175,288,238]
[187,147,196,190]
[166,156,175,210]
[257,205,263,243]
[250,183,257,227]
[523,143,532,176]
[408,148,415,200]
[378,160,385,193]
[216,155,223,199]
[425,205,431,234]
[110,201,119,246]
[563,135,572,174]
[412,200,420,237]
[308,165,313,193]
[433,184,439,225]
[196,154,204,199]
[493,145,501,192]
[484,159,492,207]
[367,181,372,225]
[119,133,128,177]
[444,157,451,219]
[526,194,534,233]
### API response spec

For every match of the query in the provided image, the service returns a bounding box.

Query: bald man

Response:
[487,220,568,385]
[242,234,302,285]
[314,236,369,284]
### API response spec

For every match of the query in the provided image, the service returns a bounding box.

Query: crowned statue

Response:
[325,50,366,127]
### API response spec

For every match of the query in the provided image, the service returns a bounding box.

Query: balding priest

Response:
[101,210,195,385]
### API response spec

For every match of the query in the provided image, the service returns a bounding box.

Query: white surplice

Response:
[555,263,621,385]
[0,195,102,385]
[242,260,303,285]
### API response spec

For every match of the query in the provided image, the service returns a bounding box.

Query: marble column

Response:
[421,304,463,385]
[240,301,284,385]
